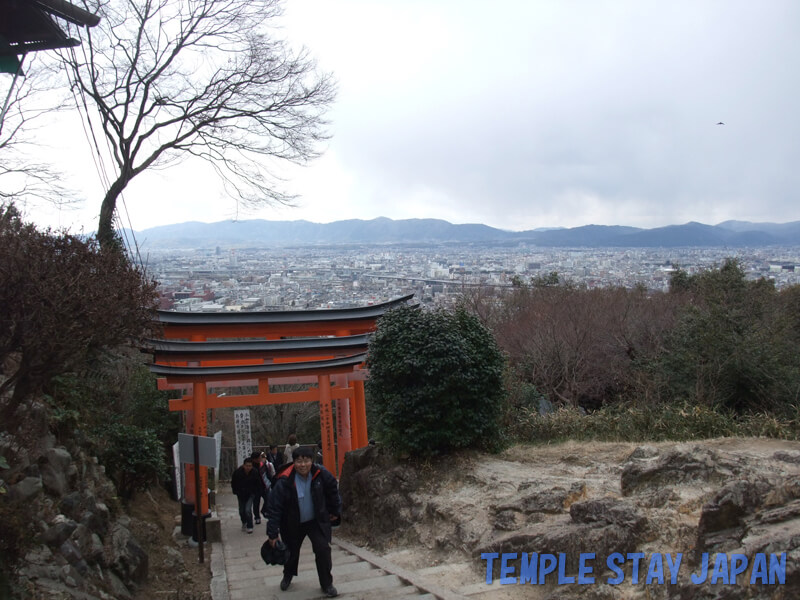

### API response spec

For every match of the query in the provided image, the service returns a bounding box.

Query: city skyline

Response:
[150,243,800,317]
[20,1,800,235]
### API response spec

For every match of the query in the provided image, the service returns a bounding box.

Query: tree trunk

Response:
[97,178,128,250]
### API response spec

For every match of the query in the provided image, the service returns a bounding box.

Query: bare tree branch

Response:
[63,0,335,247]
[0,55,77,207]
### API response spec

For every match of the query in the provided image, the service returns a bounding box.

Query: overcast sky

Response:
[24,0,800,233]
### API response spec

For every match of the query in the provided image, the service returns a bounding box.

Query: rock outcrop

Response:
[0,402,151,599]
[339,439,800,600]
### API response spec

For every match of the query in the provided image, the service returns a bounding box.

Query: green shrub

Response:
[366,305,506,456]
[43,360,179,499]
[659,259,800,412]
[96,423,168,500]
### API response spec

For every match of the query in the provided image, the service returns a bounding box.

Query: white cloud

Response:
[18,0,800,232]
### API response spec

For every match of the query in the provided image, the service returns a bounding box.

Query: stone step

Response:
[215,491,467,600]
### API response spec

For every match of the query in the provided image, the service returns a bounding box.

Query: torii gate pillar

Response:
[318,374,336,475]
[336,395,352,475]
[184,382,209,517]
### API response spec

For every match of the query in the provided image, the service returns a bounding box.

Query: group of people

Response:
[231,434,341,598]
[230,449,275,532]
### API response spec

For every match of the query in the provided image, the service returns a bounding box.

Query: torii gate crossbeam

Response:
[146,295,415,524]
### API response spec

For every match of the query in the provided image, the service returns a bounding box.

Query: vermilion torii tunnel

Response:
[146,294,415,517]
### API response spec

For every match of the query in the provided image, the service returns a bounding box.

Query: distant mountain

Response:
[513,225,643,246]
[129,218,800,249]
[716,220,800,239]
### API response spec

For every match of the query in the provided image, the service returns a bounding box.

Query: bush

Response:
[465,281,680,410]
[658,259,800,412]
[366,305,506,456]
[0,203,158,416]
[96,423,168,500]
[0,204,174,500]
[43,357,179,498]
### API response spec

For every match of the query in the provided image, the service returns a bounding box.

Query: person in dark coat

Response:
[231,457,261,533]
[250,451,272,525]
[266,444,282,478]
[266,446,341,597]
[256,451,275,519]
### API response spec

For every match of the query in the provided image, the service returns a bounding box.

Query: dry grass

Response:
[512,401,800,444]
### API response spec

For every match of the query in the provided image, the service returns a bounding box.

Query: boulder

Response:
[773,451,800,465]
[480,518,644,575]
[72,523,105,564]
[59,491,85,521]
[40,462,68,496]
[45,447,73,472]
[569,497,647,536]
[339,444,422,542]
[695,479,771,555]
[9,475,42,501]
[545,584,623,599]
[82,497,111,537]
[105,522,148,585]
[23,545,54,566]
[106,571,133,600]
[59,539,90,576]
[522,483,586,514]
[40,515,78,547]
[621,446,742,495]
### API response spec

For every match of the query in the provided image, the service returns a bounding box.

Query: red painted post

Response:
[354,379,368,448]
[318,374,337,476]
[347,381,361,455]
[185,383,209,516]
[336,396,352,475]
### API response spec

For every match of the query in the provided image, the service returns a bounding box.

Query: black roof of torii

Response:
[156,293,416,325]
[0,0,100,56]
[144,333,371,360]
[149,353,368,382]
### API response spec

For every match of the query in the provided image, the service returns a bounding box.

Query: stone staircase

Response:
[214,492,472,600]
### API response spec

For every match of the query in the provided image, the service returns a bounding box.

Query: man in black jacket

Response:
[266,444,282,478]
[230,457,261,533]
[266,446,341,597]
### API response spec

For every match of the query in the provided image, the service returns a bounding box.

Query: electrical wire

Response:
[66,43,146,271]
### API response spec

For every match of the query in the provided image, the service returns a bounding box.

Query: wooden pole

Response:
[193,435,204,563]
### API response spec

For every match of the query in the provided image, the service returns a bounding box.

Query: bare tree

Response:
[62,0,335,247]
[0,55,75,207]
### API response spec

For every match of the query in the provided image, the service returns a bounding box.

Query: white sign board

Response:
[234,409,253,468]
[178,433,217,468]
[213,430,223,491]
[172,441,182,500]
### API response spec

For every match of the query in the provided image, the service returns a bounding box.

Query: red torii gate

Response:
[147,294,414,518]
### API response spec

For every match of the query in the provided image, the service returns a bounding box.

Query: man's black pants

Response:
[283,520,332,589]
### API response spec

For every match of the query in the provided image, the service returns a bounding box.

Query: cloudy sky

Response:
[24,0,800,233]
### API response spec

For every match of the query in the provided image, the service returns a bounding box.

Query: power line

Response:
[66,44,146,271]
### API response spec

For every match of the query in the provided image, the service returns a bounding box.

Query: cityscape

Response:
[150,243,800,312]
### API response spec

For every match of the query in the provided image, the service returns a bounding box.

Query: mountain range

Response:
[127,217,800,249]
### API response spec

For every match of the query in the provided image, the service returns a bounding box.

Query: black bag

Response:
[260,539,290,566]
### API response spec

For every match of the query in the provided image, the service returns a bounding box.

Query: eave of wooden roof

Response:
[156,294,415,325]
[149,353,367,383]
[0,0,99,57]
